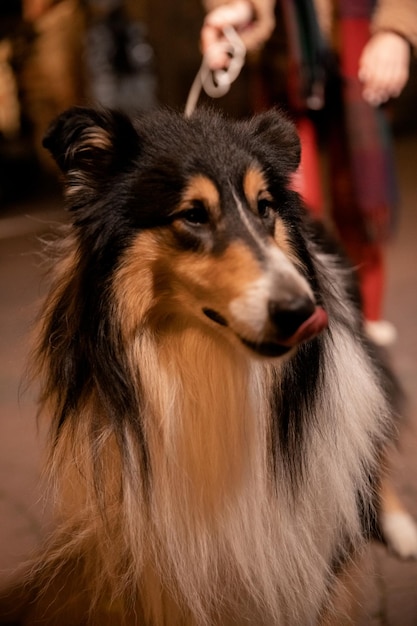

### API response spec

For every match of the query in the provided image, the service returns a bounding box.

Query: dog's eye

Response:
[257,196,274,219]
[181,202,209,226]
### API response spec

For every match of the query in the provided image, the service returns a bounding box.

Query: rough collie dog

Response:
[2,106,415,625]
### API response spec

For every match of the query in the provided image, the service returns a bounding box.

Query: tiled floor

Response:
[0,135,416,624]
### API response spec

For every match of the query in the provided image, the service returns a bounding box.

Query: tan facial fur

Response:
[114,231,264,340]
[244,166,304,268]
[114,170,314,347]
[177,175,221,221]
[243,167,270,212]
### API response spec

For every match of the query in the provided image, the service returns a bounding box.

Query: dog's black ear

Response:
[42,106,141,176]
[245,108,301,174]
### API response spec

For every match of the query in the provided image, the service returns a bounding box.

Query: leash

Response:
[184,26,246,117]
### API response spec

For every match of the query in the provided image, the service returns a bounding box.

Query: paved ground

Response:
[357,135,417,626]
[0,135,416,624]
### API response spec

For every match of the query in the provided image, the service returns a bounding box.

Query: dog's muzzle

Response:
[204,297,328,358]
[273,303,328,347]
[241,299,328,357]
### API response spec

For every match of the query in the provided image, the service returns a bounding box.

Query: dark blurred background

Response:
[1,0,417,204]
[0,0,416,204]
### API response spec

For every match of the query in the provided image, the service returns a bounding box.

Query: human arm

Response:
[359,31,411,106]
[359,0,417,106]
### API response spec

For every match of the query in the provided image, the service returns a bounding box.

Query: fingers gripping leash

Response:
[184,26,246,117]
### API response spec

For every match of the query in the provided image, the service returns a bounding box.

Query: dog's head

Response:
[43,106,327,358]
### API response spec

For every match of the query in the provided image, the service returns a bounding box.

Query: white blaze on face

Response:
[229,274,273,336]
[228,244,314,340]
[233,189,268,255]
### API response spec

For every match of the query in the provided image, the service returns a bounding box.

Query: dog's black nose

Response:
[268,296,315,339]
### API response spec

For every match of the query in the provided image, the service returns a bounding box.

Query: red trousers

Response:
[294,116,385,322]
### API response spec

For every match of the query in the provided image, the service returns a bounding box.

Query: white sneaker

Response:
[365,320,397,347]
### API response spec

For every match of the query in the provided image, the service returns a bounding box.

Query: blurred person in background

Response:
[0,0,84,203]
[201,0,417,346]
[0,0,84,168]
[0,0,155,200]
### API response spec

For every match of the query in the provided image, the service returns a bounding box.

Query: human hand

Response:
[358,31,410,106]
[201,0,253,69]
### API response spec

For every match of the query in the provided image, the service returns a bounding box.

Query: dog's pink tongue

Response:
[281,306,328,347]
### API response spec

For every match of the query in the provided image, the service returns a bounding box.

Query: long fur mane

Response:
[15,107,397,626]
[29,238,392,626]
